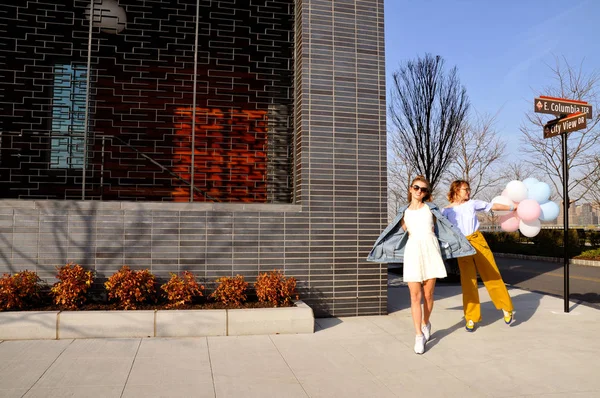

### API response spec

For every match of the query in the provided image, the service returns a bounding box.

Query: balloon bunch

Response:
[491,178,560,237]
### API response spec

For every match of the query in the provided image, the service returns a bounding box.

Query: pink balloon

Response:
[516,199,541,222]
[502,189,508,197]
[500,215,520,232]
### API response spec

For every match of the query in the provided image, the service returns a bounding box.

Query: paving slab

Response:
[208,335,307,398]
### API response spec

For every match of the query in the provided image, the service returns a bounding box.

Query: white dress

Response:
[402,205,447,282]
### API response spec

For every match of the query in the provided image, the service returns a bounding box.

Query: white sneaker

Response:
[414,334,425,354]
[421,322,431,341]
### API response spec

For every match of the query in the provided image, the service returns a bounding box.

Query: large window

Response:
[51,64,88,169]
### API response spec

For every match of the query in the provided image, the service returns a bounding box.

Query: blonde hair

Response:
[408,175,432,202]
[447,180,469,203]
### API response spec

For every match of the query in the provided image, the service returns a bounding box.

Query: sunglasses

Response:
[411,184,429,193]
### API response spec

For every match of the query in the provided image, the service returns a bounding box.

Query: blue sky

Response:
[384,0,599,159]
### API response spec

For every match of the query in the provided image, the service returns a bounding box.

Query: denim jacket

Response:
[367,202,475,263]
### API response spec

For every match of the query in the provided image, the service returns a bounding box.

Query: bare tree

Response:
[501,160,540,183]
[520,56,600,204]
[444,112,506,200]
[387,132,414,221]
[581,155,600,208]
[389,54,470,191]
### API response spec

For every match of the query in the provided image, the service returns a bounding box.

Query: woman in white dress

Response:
[401,176,447,354]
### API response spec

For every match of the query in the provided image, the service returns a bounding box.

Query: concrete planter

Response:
[0,301,313,340]
[228,300,314,336]
[155,309,227,337]
[59,310,155,339]
[0,311,59,340]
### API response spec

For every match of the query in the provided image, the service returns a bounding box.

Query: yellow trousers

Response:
[457,231,513,322]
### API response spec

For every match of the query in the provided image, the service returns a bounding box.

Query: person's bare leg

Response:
[422,278,436,326]
[407,282,424,335]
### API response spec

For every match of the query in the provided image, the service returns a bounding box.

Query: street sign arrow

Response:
[535,96,593,119]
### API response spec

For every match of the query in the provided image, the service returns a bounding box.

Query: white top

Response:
[441,199,492,236]
[402,205,447,282]
[404,205,435,237]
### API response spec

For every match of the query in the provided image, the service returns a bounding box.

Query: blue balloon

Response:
[528,181,551,204]
[539,201,559,221]
[522,177,539,189]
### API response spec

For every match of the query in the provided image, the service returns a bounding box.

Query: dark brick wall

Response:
[0,0,293,202]
[0,0,388,317]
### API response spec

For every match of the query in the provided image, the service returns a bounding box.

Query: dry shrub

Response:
[210,275,248,306]
[104,266,156,310]
[0,270,43,311]
[161,271,204,308]
[254,270,298,307]
[51,263,94,309]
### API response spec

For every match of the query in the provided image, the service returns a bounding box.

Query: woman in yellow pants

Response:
[442,180,515,332]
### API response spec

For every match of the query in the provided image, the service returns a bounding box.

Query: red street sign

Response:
[535,96,593,119]
[543,112,587,138]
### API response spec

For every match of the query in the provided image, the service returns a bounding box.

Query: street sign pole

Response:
[561,131,569,313]
[535,96,593,314]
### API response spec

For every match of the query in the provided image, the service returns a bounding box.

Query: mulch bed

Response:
[4,296,292,312]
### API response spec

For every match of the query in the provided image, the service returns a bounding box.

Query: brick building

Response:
[0,0,388,316]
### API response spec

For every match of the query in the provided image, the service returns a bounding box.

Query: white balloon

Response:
[505,180,528,203]
[85,0,127,34]
[519,219,541,238]
[491,195,515,216]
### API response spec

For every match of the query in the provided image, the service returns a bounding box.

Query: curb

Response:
[0,300,314,341]
[496,253,600,267]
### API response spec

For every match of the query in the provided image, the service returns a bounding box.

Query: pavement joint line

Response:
[335,318,401,398]
[206,337,217,398]
[24,338,75,396]
[268,334,310,398]
[120,338,142,398]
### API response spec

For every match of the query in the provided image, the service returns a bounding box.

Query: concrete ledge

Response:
[58,311,155,339]
[0,301,314,340]
[0,199,303,213]
[0,311,58,340]
[156,309,227,337]
[228,300,315,336]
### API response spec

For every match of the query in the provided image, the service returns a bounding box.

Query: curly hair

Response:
[407,175,432,202]
[447,180,469,203]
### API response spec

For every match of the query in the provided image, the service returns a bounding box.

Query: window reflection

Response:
[51,64,88,169]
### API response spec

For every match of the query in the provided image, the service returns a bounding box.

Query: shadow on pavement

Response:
[425,319,465,350]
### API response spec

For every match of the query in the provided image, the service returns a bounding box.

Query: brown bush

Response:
[161,271,204,308]
[0,270,43,311]
[210,275,248,306]
[51,263,94,309]
[104,266,156,310]
[254,270,298,307]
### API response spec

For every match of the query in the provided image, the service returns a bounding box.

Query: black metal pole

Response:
[562,132,569,313]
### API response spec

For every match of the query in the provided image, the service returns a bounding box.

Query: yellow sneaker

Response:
[503,310,513,324]
[465,319,475,332]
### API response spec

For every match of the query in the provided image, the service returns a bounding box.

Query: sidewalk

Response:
[1,278,599,398]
